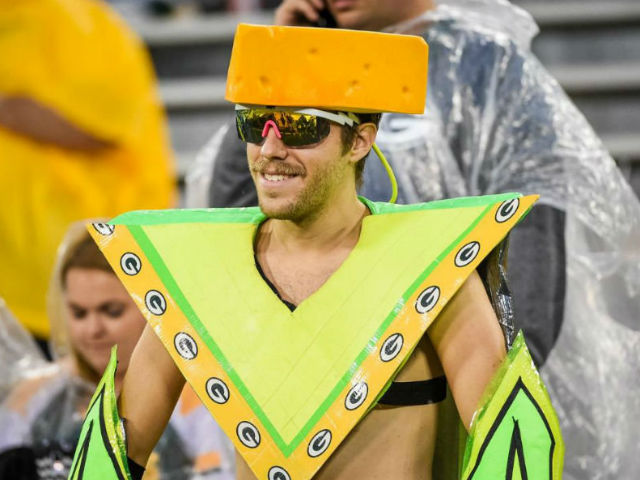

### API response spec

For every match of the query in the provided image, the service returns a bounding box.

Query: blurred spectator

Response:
[0,0,176,350]
[0,222,234,480]
[142,0,277,16]
[187,0,640,478]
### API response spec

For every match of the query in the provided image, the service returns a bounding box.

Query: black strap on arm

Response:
[127,456,145,480]
[378,376,447,406]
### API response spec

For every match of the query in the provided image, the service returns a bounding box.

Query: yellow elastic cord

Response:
[373,143,398,204]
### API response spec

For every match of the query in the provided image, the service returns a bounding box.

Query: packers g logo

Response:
[455,241,480,268]
[120,253,142,276]
[345,381,368,411]
[307,429,332,458]
[237,421,260,449]
[380,333,403,362]
[145,290,167,316]
[174,332,198,360]
[268,466,291,480]
[495,198,520,223]
[206,377,230,404]
[415,286,440,314]
[92,223,115,236]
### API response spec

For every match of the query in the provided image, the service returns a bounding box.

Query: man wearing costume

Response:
[188,2,640,477]
[68,25,563,480]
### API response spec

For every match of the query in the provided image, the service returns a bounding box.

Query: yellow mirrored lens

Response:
[236,110,330,146]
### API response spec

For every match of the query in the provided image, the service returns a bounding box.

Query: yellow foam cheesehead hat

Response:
[225,24,429,114]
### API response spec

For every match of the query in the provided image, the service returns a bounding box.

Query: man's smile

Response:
[258,171,302,189]
[253,160,306,189]
[262,173,296,182]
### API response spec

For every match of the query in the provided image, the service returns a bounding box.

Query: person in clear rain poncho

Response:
[185,1,640,478]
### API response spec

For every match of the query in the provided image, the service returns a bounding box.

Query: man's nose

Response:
[260,128,287,159]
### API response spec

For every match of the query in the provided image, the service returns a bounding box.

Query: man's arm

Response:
[427,270,506,430]
[119,324,185,466]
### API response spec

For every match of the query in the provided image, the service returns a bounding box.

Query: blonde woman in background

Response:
[0,222,234,480]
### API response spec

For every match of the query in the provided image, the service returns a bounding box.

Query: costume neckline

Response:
[248,197,376,317]
[254,253,297,312]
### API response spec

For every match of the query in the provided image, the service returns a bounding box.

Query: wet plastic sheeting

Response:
[372,1,640,477]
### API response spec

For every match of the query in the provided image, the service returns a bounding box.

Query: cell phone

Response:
[315,7,337,28]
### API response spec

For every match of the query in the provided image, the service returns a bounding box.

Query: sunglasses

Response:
[235,105,360,147]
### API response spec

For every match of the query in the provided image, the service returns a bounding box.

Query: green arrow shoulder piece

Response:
[68,347,130,480]
[461,332,564,480]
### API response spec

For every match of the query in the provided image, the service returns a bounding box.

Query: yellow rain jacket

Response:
[0,0,176,338]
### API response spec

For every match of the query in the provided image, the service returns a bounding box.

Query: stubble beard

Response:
[257,158,347,224]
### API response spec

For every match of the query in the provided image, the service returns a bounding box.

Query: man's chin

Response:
[331,8,369,30]
[259,204,296,221]
[258,197,303,221]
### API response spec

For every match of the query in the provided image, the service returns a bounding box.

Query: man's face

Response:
[247,124,353,222]
[327,0,430,31]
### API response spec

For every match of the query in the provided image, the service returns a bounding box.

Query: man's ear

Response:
[349,123,377,164]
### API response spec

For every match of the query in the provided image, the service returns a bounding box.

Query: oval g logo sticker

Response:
[268,466,291,480]
[380,333,404,362]
[120,253,141,276]
[307,429,332,458]
[345,382,368,411]
[145,290,167,316]
[206,377,230,404]
[237,421,260,449]
[174,332,198,360]
[415,286,440,314]
[92,223,115,236]
[455,241,480,268]
[495,198,520,223]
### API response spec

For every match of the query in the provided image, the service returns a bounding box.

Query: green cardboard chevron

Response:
[109,194,517,453]
[86,192,546,479]
[461,332,564,479]
[68,347,130,480]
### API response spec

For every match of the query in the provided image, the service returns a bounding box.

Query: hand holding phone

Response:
[274,0,337,28]
[316,6,337,28]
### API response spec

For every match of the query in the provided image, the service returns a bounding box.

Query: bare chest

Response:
[263,256,343,306]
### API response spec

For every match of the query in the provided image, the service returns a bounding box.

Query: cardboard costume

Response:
[68,25,563,480]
